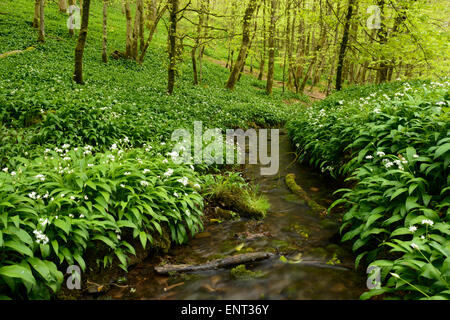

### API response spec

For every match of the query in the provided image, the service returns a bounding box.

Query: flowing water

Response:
[106,130,367,300]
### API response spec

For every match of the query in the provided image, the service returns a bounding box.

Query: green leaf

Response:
[51,240,59,256]
[405,196,419,211]
[390,188,408,201]
[360,288,390,300]
[54,219,71,235]
[4,241,33,257]
[92,235,116,249]
[0,264,36,285]
[355,252,367,270]
[27,257,52,282]
[117,220,137,229]
[139,231,147,249]
[73,252,86,272]
[434,143,450,159]
[85,180,97,190]
[421,263,442,281]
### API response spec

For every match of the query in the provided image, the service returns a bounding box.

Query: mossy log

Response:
[285,173,327,216]
[154,252,274,274]
[211,190,265,219]
[0,46,35,59]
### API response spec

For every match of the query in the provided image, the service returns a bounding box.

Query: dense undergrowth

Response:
[287,80,450,299]
[0,1,296,299]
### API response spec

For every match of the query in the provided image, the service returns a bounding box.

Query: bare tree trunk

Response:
[102,0,108,63]
[376,0,388,83]
[265,0,276,95]
[258,0,266,81]
[131,0,144,60]
[139,4,167,63]
[226,1,237,70]
[192,0,205,85]
[292,0,306,94]
[225,0,259,91]
[38,0,45,43]
[287,2,296,91]
[197,0,210,84]
[59,0,68,12]
[282,0,291,93]
[325,0,340,94]
[167,0,179,94]
[335,0,355,91]
[68,0,75,36]
[124,1,133,57]
[73,0,91,84]
[33,0,40,28]
[238,4,260,82]
[139,1,145,52]
[300,31,325,93]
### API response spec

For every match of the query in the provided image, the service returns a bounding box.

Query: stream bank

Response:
[90,130,368,300]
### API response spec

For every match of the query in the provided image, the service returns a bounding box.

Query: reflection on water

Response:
[107,130,367,300]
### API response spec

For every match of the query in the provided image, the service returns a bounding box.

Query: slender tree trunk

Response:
[33,0,40,28]
[225,0,259,91]
[167,0,179,94]
[265,0,276,95]
[287,3,296,91]
[73,0,91,84]
[124,1,133,57]
[197,0,210,84]
[131,0,143,60]
[68,0,75,36]
[327,21,340,93]
[59,0,68,12]
[238,4,260,82]
[282,1,291,93]
[102,0,108,63]
[258,0,266,81]
[139,5,167,63]
[300,31,325,93]
[335,0,355,91]
[139,1,145,52]
[376,0,388,83]
[38,0,45,43]
[192,0,205,86]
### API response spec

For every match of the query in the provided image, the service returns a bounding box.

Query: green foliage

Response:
[0,1,287,300]
[201,172,270,219]
[0,144,205,299]
[287,80,450,299]
[0,1,296,166]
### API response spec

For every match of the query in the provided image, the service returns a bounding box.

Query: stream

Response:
[105,130,367,300]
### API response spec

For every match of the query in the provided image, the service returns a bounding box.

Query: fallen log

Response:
[154,252,274,275]
[285,173,327,216]
[0,46,35,59]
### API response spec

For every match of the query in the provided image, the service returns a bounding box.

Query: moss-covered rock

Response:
[230,264,264,280]
[214,207,240,220]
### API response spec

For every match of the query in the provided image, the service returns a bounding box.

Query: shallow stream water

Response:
[106,130,367,300]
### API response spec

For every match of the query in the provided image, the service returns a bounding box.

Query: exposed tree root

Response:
[285,173,327,216]
[154,252,274,274]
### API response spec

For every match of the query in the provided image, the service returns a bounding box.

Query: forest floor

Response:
[204,55,327,102]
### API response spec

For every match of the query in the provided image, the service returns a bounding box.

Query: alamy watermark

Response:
[170,121,279,176]
[366,266,382,289]
[67,5,81,30]
[66,265,81,290]
[367,5,382,30]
